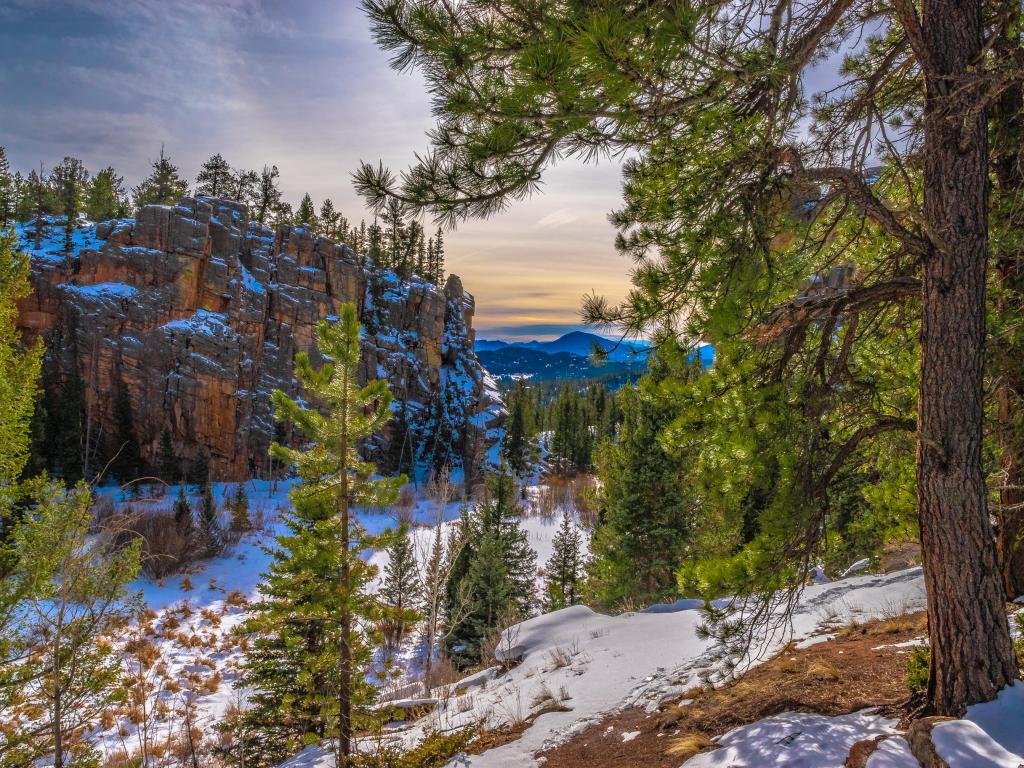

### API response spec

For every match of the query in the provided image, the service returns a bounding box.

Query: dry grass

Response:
[538,614,926,768]
[665,733,714,761]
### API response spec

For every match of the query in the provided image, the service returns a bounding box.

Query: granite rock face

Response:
[17,197,503,481]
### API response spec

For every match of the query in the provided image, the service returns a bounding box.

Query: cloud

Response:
[0,0,635,337]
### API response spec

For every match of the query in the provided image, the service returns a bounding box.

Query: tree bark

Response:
[917,0,1018,716]
[991,41,1024,599]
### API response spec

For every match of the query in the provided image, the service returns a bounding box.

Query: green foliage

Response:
[379,524,422,658]
[173,485,192,539]
[906,645,930,696]
[196,153,232,198]
[234,304,404,767]
[49,156,88,254]
[501,379,537,476]
[158,425,178,483]
[229,482,251,533]
[197,481,222,555]
[2,481,141,767]
[543,512,583,611]
[295,193,319,231]
[355,727,476,768]
[84,167,128,221]
[586,379,691,607]
[444,468,536,667]
[0,228,41,489]
[111,385,143,484]
[132,148,189,208]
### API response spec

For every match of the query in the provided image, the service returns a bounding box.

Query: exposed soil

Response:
[536,613,927,768]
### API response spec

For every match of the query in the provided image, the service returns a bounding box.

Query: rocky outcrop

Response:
[17,197,503,482]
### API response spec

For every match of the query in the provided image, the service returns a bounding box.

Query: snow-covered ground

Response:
[84,477,582,762]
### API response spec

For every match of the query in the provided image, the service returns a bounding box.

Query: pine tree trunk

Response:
[992,62,1024,600]
[338,381,352,766]
[917,0,1018,716]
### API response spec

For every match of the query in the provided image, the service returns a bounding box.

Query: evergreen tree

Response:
[196,153,232,197]
[132,148,189,208]
[0,146,12,229]
[379,525,422,659]
[431,227,445,284]
[0,227,41,553]
[254,165,281,224]
[85,166,128,221]
[295,193,318,230]
[197,480,222,555]
[444,469,536,667]
[189,447,210,489]
[27,168,48,250]
[47,364,85,484]
[50,157,88,256]
[12,482,141,768]
[173,485,192,539]
[237,304,404,766]
[319,198,341,240]
[111,385,142,484]
[502,379,535,476]
[544,512,583,611]
[158,425,178,482]
[587,382,689,606]
[229,167,259,205]
[229,482,251,533]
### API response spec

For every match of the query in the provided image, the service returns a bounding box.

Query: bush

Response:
[355,728,476,768]
[111,504,197,579]
[906,645,930,695]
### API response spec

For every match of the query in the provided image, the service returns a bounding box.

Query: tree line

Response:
[0,147,446,285]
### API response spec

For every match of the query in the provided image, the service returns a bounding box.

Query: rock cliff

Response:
[16,196,503,482]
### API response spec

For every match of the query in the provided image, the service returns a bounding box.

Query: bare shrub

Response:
[111,504,196,579]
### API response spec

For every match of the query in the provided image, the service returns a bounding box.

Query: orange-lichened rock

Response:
[17,196,502,481]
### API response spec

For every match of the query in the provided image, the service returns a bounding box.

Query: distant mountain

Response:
[475,331,651,362]
[476,346,647,384]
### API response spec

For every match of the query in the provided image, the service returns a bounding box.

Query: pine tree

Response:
[49,157,88,256]
[229,482,251,533]
[0,146,12,229]
[197,481,222,555]
[432,227,445,284]
[295,193,318,230]
[544,513,583,611]
[13,481,141,768]
[0,226,42,555]
[228,167,259,205]
[189,447,210,490]
[85,166,128,221]
[254,165,281,224]
[502,380,535,477]
[173,485,192,539]
[158,425,178,482]
[111,385,142,484]
[241,304,405,766]
[379,524,422,659]
[195,153,232,197]
[27,168,48,250]
[319,198,341,240]
[444,468,536,667]
[47,364,85,484]
[132,148,189,208]
[587,383,689,606]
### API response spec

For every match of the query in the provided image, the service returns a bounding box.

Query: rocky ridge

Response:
[16,196,503,482]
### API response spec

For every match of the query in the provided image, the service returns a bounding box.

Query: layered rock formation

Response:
[17,197,503,482]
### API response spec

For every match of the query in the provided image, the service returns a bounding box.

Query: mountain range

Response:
[475,331,652,362]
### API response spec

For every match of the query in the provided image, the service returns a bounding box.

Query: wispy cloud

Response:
[1,0,631,338]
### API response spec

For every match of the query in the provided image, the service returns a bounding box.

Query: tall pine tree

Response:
[242,304,405,766]
[196,153,232,197]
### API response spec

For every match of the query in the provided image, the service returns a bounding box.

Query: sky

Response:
[0,0,633,341]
